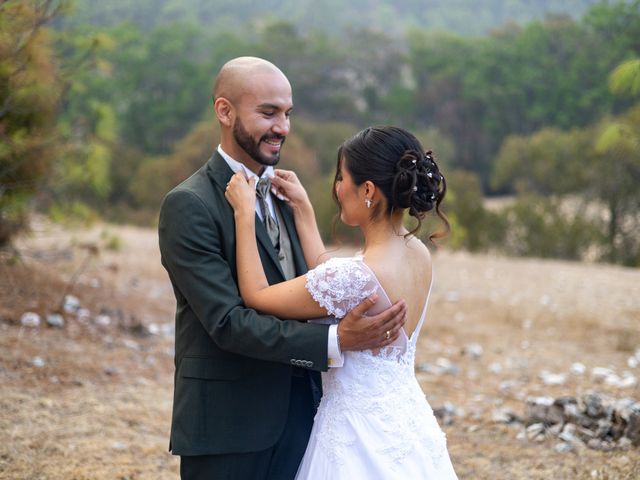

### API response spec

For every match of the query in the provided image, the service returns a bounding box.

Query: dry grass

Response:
[1,221,639,479]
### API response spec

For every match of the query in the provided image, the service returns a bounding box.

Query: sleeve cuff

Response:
[327,324,344,368]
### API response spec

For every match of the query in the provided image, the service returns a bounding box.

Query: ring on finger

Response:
[385,330,391,341]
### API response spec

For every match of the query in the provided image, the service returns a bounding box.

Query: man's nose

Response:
[272,114,290,136]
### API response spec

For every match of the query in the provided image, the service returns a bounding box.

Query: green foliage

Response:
[5,0,639,268]
[499,195,602,260]
[492,127,593,195]
[444,170,506,251]
[609,59,640,97]
[490,103,640,266]
[100,229,123,251]
[592,106,640,265]
[129,117,219,210]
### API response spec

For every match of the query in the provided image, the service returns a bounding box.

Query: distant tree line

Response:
[1,0,639,265]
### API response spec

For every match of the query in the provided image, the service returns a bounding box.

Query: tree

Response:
[0,0,64,246]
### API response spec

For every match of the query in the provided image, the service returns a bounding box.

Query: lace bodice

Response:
[302,257,448,471]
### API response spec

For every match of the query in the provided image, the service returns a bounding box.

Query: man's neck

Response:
[218,144,264,176]
[218,145,270,178]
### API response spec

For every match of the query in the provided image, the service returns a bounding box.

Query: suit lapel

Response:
[206,152,286,281]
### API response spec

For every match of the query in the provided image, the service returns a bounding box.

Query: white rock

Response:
[94,314,111,326]
[462,343,483,359]
[591,367,616,383]
[147,323,160,335]
[20,312,41,327]
[540,371,567,386]
[161,323,175,337]
[499,380,520,392]
[570,362,586,375]
[628,356,639,369]
[122,339,139,350]
[604,373,622,386]
[489,362,503,374]
[435,357,459,375]
[559,423,578,443]
[526,423,545,440]
[617,372,638,388]
[32,356,45,367]
[527,396,554,407]
[492,408,518,424]
[46,314,65,328]
[555,442,573,453]
[63,295,80,313]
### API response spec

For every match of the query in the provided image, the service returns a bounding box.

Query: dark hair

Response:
[332,126,449,240]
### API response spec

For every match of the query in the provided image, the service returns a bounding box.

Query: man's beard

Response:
[233,118,285,167]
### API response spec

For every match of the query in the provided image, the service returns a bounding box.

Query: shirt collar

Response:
[217,145,273,189]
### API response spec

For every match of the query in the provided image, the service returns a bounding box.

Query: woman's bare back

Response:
[362,236,433,338]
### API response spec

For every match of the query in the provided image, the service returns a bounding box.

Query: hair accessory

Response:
[365,198,372,209]
[427,172,433,178]
[431,193,436,200]
[412,159,417,164]
[412,186,418,191]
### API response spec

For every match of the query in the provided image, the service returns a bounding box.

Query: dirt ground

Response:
[1,220,639,479]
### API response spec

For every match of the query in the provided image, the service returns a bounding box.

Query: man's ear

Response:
[214,97,234,127]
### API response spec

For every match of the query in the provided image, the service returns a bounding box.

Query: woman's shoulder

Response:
[313,255,377,279]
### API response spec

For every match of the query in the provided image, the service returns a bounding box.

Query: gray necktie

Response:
[256,177,280,248]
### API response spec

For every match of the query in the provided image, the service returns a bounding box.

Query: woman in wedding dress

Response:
[224,126,458,479]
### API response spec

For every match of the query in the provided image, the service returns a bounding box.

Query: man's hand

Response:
[337,294,407,352]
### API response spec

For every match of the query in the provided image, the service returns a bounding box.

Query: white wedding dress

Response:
[296,256,458,480]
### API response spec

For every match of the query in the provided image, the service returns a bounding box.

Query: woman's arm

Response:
[225,172,328,319]
[271,170,330,269]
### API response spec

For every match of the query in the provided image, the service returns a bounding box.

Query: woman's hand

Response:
[271,169,311,212]
[224,172,256,219]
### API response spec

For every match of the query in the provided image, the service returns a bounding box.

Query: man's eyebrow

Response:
[257,103,293,111]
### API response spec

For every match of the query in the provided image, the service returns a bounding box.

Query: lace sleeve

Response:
[305,257,379,319]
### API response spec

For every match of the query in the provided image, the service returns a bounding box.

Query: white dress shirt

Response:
[218,146,343,367]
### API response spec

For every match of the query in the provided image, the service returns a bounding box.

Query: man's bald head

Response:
[213,57,289,104]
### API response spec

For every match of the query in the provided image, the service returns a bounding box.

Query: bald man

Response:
[159,57,406,479]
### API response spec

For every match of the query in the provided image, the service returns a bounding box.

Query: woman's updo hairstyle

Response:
[333,126,449,240]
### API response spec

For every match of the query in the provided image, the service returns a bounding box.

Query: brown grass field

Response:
[1,221,639,479]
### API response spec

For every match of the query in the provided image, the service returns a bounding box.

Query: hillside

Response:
[62,0,603,36]
[1,221,638,478]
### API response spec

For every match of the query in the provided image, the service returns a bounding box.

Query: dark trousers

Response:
[180,373,316,480]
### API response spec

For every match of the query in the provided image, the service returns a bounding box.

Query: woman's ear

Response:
[364,180,377,200]
[214,97,234,127]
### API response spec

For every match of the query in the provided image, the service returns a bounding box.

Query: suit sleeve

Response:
[159,188,329,371]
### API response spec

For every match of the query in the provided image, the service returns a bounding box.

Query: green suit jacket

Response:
[158,152,329,456]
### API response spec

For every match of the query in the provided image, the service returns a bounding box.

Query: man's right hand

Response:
[337,294,407,352]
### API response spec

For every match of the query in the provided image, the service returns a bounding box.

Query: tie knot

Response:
[256,177,271,199]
